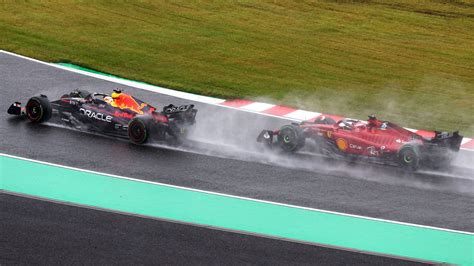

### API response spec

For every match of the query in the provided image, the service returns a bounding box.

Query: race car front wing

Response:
[7,102,24,116]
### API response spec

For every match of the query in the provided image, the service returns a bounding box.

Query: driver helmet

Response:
[368,114,377,120]
[111,89,123,99]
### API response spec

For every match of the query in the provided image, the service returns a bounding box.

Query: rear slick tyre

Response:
[25,96,52,123]
[398,146,420,171]
[128,117,150,144]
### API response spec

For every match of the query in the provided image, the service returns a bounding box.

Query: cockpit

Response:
[83,92,111,104]
[337,119,391,133]
[336,119,366,130]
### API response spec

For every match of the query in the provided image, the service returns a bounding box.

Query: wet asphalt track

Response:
[1,193,430,265]
[1,52,473,264]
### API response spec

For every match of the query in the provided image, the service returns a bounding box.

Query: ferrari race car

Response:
[7,89,197,144]
[257,114,463,170]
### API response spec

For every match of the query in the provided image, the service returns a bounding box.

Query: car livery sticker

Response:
[79,108,112,123]
[336,138,348,151]
[349,143,362,150]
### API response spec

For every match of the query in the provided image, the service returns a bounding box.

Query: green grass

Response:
[1,1,473,135]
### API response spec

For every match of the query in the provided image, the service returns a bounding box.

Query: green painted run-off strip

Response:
[1,155,473,265]
[56,62,149,85]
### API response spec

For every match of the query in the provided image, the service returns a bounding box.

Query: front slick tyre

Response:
[398,146,420,171]
[128,117,152,144]
[278,124,305,152]
[25,96,52,123]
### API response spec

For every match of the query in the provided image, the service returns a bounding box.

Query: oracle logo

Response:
[79,108,112,123]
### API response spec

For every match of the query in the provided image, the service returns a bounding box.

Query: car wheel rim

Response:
[134,127,142,137]
[403,153,413,163]
[130,122,145,140]
[282,129,296,144]
[27,101,42,120]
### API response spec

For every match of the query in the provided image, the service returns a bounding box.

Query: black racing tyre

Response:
[128,117,152,144]
[398,146,420,170]
[277,124,305,152]
[25,96,52,123]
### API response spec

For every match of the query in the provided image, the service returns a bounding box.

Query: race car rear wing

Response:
[163,104,197,124]
[163,104,194,114]
[425,131,463,151]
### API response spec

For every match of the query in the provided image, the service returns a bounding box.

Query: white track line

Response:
[2,153,472,236]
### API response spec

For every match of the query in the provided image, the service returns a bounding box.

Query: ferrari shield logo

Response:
[326,131,332,138]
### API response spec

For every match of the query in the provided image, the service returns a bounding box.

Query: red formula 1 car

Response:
[7,89,197,145]
[257,114,463,170]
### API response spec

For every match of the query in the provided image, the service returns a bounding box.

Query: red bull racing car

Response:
[257,114,463,170]
[8,89,197,144]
